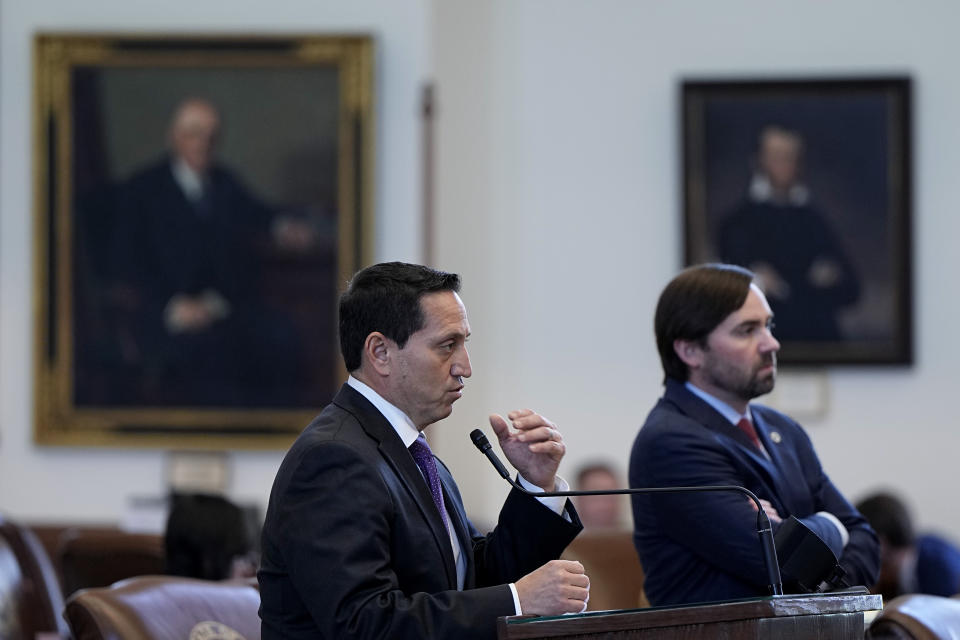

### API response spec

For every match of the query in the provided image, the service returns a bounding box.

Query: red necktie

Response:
[736,417,763,451]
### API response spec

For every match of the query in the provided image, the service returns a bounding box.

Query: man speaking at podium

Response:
[630,264,878,606]
[259,262,588,639]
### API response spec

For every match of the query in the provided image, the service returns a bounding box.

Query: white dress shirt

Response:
[171,157,204,203]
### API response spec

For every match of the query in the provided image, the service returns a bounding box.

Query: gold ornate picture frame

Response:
[34,34,373,448]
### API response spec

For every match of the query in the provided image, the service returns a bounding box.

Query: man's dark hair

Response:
[654,263,755,382]
[339,262,461,372]
[164,492,254,580]
[855,492,915,549]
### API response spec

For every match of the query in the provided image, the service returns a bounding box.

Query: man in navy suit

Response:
[856,492,960,600]
[629,263,878,606]
[259,262,589,639]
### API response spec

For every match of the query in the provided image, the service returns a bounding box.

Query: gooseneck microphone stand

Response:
[469,429,784,597]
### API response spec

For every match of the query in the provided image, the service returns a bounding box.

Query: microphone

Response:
[469,428,784,597]
[470,428,512,480]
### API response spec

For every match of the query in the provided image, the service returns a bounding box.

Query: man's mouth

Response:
[757,359,776,374]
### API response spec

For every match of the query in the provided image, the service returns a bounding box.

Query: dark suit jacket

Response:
[629,379,878,606]
[718,200,860,342]
[259,384,582,639]
[117,157,269,311]
[113,158,298,405]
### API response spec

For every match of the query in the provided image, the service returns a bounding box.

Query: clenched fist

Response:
[515,559,590,615]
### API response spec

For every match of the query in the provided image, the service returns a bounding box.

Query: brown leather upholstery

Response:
[58,528,164,597]
[868,593,960,639]
[29,523,124,588]
[64,575,261,640]
[0,535,29,639]
[561,530,648,611]
[0,514,69,639]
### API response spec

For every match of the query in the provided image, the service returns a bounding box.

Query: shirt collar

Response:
[347,375,420,447]
[748,172,810,206]
[685,381,750,425]
[171,156,204,202]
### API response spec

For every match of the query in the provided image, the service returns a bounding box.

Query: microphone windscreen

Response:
[774,515,839,592]
[469,429,489,450]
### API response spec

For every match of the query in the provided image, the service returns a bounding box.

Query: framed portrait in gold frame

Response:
[34,34,373,448]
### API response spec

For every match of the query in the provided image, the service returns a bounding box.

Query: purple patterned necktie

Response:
[409,434,449,529]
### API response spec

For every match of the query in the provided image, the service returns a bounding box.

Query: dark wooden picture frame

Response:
[34,34,373,448]
[682,77,912,365]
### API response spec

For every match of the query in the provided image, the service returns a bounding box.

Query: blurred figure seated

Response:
[856,492,960,600]
[566,463,646,609]
[573,462,628,530]
[165,493,258,580]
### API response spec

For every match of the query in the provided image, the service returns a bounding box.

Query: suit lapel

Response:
[664,380,752,450]
[664,380,779,475]
[333,385,458,589]
[437,464,474,589]
[749,410,797,514]
[748,409,777,464]
[665,381,810,518]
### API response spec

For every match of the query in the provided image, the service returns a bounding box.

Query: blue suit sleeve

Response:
[786,424,879,589]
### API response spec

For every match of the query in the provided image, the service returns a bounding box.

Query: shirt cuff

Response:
[517,474,569,516]
[509,583,522,614]
[816,511,850,548]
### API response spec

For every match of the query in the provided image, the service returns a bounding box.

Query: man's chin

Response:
[746,371,776,399]
[433,404,455,422]
[751,378,776,398]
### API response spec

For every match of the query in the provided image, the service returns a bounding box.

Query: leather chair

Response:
[64,575,261,640]
[561,530,648,611]
[58,528,164,597]
[0,514,69,639]
[868,593,960,639]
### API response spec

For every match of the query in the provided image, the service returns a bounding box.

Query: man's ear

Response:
[673,338,704,370]
[363,332,392,376]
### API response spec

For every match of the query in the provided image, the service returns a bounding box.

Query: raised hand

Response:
[489,409,565,491]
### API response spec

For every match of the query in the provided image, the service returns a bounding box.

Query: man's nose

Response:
[761,327,781,353]
[453,346,472,379]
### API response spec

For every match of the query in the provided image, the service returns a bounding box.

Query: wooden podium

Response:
[497,593,882,639]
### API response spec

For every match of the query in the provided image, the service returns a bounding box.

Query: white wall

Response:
[3,0,959,543]
[0,0,431,522]
[430,0,960,537]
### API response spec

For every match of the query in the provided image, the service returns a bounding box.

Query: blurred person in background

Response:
[165,493,258,580]
[856,491,960,600]
[573,462,628,530]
